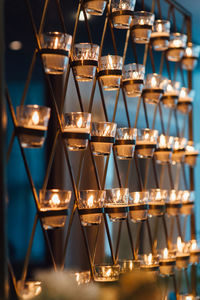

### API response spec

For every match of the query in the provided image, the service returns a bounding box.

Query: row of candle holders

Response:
[16,106,199,166]
[38,188,194,230]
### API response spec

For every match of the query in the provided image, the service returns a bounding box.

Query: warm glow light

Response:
[163,248,168,259]
[139,18,145,25]
[107,55,113,69]
[104,125,110,136]
[180,89,187,98]
[174,139,180,150]
[144,253,153,265]
[186,47,193,57]
[32,111,40,125]
[77,117,83,128]
[182,191,190,202]
[151,76,157,88]
[157,23,163,33]
[172,39,183,48]
[144,132,150,141]
[155,191,161,201]
[50,194,60,206]
[87,195,94,208]
[116,189,121,201]
[170,190,176,202]
[166,82,173,93]
[9,40,22,51]
[159,134,166,147]
[185,296,194,300]
[134,192,140,204]
[191,240,197,251]
[54,37,58,49]
[106,268,112,277]
[177,236,183,252]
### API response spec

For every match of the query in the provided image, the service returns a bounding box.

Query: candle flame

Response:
[177,236,183,252]
[163,248,168,259]
[167,82,173,93]
[139,18,145,25]
[32,111,40,125]
[159,134,166,147]
[180,89,187,98]
[77,117,83,128]
[155,191,161,201]
[54,37,58,49]
[87,195,94,208]
[144,132,150,141]
[134,192,140,204]
[106,268,112,277]
[50,194,60,206]
[157,23,163,33]
[151,76,157,88]
[104,125,110,136]
[186,47,192,57]
[191,240,197,251]
[182,191,190,202]
[108,55,113,69]
[144,253,153,265]
[170,190,176,202]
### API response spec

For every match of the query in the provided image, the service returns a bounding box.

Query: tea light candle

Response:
[122,63,145,97]
[142,73,167,104]
[72,43,99,82]
[148,189,167,217]
[78,190,105,226]
[166,33,187,62]
[159,248,176,276]
[114,127,137,160]
[91,121,117,156]
[129,191,149,223]
[83,0,107,16]
[119,259,140,273]
[94,264,120,282]
[40,32,72,74]
[16,105,51,148]
[136,128,158,158]
[178,295,197,300]
[189,239,200,264]
[180,190,194,215]
[185,141,199,166]
[151,20,170,51]
[17,280,42,300]
[176,236,190,269]
[182,43,200,71]
[63,112,91,151]
[166,190,182,216]
[177,87,193,114]
[132,11,155,44]
[154,134,174,164]
[171,137,187,164]
[161,80,180,108]
[111,0,136,29]
[104,188,129,222]
[39,189,72,230]
[75,270,91,285]
[140,253,159,272]
[98,55,123,91]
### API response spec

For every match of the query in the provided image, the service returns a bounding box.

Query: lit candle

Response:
[159,248,176,275]
[132,11,155,44]
[148,189,166,217]
[166,190,182,216]
[176,236,190,269]
[136,129,158,158]
[182,44,200,71]
[114,127,137,160]
[142,73,166,104]
[129,191,149,223]
[167,33,187,62]
[17,280,42,300]
[189,239,200,264]
[122,63,145,97]
[94,264,120,282]
[105,188,129,222]
[171,137,187,164]
[111,0,136,29]
[154,135,174,164]
[75,271,91,285]
[140,253,159,272]
[185,141,199,166]
[83,0,107,16]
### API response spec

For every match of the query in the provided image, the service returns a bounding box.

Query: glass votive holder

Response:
[75,271,91,285]
[140,253,159,273]
[40,32,72,74]
[16,105,51,148]
[129,191,149,223]
[178,295,198,300]
[135,128,158,158]
[98,55,123,90]
[72,43,99,82]
[77,190,105,226]
[175,236,190,270]
[39,189,72,230]
[188,239,200,265]
[177,87,193,114]
[122,63,145,97]
[142,73,167,104]
[182,43,200,71]
[83,0,107,16]
[185,141,199,166]
[154,134,174,164]
[148,189,167,217]
[90,121,117,156]
[151,20,170,51]
[111,0,136,29]
[104,188,129,222]
[159,248,176,276]
[119,259,140,273]
[94,264,120,282]
[63,112,91,151]
[171,137,187,164]
[17,280,42,300]
[114,128,137,160]
[166,33,187,62]
[166,190,182,216]
[180,190,194,216]
[131,11,155,44]
[161,80,180,108]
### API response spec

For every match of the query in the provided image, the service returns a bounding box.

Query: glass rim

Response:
[117,127,137,131]
[170,32,187,38]
[92,121,117,126]
[100,54,123,60]
[123,63,145,68]
[129,191,149,196]
[94,263,120,268]
[78,189,106,193]
[39,189,72,194]
[137,128,159,134]
[74,42,99,48]
[17,104,50,110]
[154,19,170,24]
[105,187,129,193]
[150,188,168,193]
[64,112,91,117]
[133,10,154,17]
[41,31,72,39]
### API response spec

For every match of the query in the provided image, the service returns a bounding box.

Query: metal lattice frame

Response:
[6,0,197,298]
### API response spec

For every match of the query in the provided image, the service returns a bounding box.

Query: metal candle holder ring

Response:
[114,140,135,146]
[39,48,70,57]
[71,60,98,67]
[38,209,68,218]
[104,206,129,213]
[135,144,157,150]
[123,79,144,86]
[98,69,122,77]
[148,204,165,211]
[62,132,90,140]
[90,136,115,143]
[16,126,46,137]
[166,203,182,209]
[78,207,104,215]
[142,88,164,96]
[110,10,134,17]
[150,36,170,42]
[131,24,152,30]
[129,204,149,211]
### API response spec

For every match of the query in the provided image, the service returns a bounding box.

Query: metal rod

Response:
[115,222,122,261]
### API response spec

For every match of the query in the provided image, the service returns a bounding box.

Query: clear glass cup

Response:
[182,43,200,71]
[166,33,187,62]
[171,137,187,164]
[136,128,158,158]
[84,0,107,16]
[140,253,159,273]
[40,32,72,74]
[78,190,105,226]
[75,271,91,285]
[129,191,149,222]
[94,264,120,282]
[166,190,182,216]
[63,112,91,151]
[105,188,129,222]
[122,63,145,97]
[17,280,42,300]
[177,87,193,114]
[16,105,51,148]
[159,248,176,276]
[119,259,140,273]
[91,121,117,156]
[154,135,174,164]
[39,189,72,230]
[185,141,199,166]
[98,55,123,90]
[114,128,137,159]
[151,20,170,51]
[148,189,167,217]
[111,0,136,29]
[72,43,99,81]
[175,236,190,269]
[142,73,167,104]
[161,80,180,108]
[180,190,194,215]
[188,239,200,265]
[132,11,155,44]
